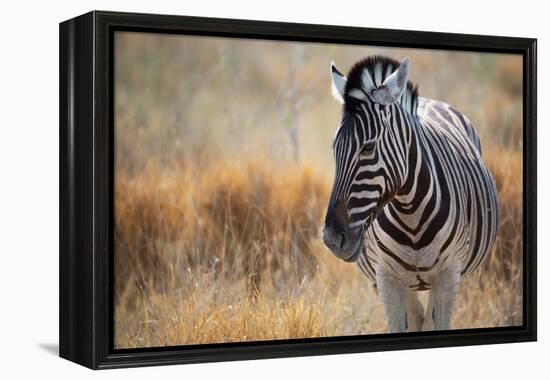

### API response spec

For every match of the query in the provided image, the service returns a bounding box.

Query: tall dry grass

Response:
[114,148,522,348]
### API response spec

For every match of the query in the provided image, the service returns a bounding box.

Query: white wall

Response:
[0,0,546,377]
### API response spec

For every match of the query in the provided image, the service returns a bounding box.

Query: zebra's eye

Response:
[360,141,376,157]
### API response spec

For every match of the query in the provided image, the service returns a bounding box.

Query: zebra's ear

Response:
[371,57,410,105]
[330,62,347,104]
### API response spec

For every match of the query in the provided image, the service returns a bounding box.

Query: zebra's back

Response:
[418,97,482,154]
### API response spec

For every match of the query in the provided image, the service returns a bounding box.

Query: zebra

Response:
[322,56,499,332]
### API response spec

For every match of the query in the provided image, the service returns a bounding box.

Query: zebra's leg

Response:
[376,270,407,333]
[421,292,435,330]
[405,291,424,332]
[422,268,460,331]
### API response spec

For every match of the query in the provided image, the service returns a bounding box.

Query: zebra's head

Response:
[322,56,415,262]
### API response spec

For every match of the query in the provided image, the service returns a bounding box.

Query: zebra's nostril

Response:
[323,226,340,250]
[323,224,349,252]
[339,233,346,249]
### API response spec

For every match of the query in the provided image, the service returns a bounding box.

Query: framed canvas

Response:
[59,10,537,369]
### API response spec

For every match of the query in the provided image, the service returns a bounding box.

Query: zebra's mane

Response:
[344,56,419,115]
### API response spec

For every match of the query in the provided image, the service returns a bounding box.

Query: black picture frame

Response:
[59,10,537,369]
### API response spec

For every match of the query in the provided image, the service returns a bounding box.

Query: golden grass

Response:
[114,148,523,348]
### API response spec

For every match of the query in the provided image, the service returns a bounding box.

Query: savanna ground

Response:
[113,33,523,348]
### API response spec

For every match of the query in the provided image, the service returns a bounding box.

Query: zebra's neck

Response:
[392,117,438,215]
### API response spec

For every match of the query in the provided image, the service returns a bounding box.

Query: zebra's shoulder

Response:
[416,97,482,154]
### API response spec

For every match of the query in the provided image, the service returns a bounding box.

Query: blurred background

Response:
[114,32,523,348]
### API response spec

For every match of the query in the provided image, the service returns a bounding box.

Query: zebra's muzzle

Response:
[342,240,362,262]
[322,223,364,263]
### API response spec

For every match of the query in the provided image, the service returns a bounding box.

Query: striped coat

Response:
[323,56,499,331]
